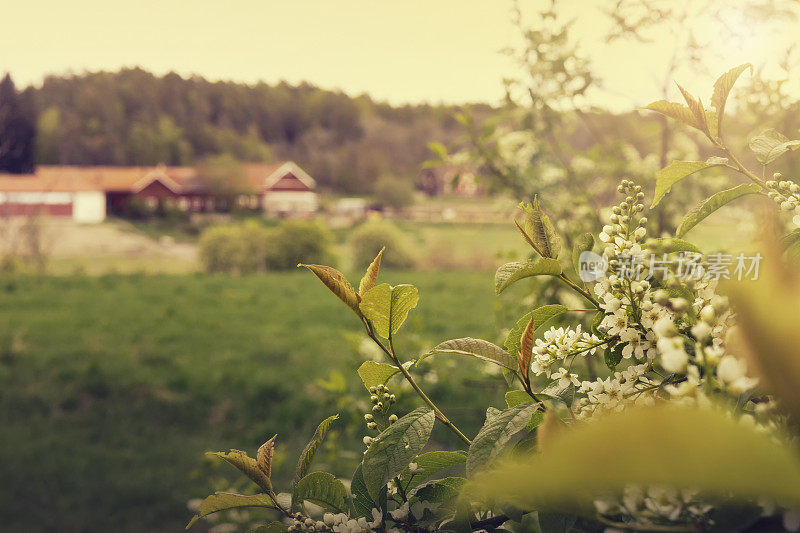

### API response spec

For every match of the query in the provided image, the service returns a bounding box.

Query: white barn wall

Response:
[263,191,318,217]
[72,191,106,223]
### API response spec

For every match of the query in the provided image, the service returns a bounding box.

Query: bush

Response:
[198,224,250,273]
[199,219,333,273]
[265,220,334,270]
[373,175,415,212]
[348,220,416,270]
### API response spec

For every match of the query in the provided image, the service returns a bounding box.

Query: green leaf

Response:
[782,229,800,260]
[351,463,378,518]
[504,391,545,430]
[401,451,466,489]
[362,407,435,500]
[571,233,594,280]
[711,63,752,136]
[604,345,624,371]
[299,264,360,314]
[466,405,800,509]
[358,247,384,296]
[419,337,517,370]
[539,380,575,405]
[640,100,700,130]
[504,390,532,408]
[292,472,348,513]
[676,84,709,133]
[294,414,339,489]
[412,477,466,503]
[466,402,541,476]
[356,360,413,391]
[651,238,702,254]
[748,128,800,165]
[428,141,448,160]
[677,183,762,238]
[208,450,272,492]
[519,197,562,259]
[652,159,727,208]
[495,258,562,295]
[359,283,419,338]
[707,503,762,533]
[186,492,276,529]
[590,311,604,337]
[504,305,568,356]
[538,511,577,533]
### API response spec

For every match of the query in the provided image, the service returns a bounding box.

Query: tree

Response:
[0,74,36,174]
[372,175,415,212]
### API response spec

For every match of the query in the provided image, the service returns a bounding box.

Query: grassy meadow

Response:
[0,270,516,532]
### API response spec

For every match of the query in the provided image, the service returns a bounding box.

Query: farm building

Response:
[0,161,317,222]
[419,165,483,197]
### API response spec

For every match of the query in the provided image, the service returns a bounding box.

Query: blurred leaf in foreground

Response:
[726,236,800,423]
[465,405,800,512]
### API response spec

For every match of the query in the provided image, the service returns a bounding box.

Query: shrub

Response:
[198,219,333,273]
[265,220,334,270]
[372,175,415,212]
[348,220,415,270]
[198,224,247,273]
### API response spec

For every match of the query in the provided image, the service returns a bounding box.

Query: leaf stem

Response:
[362,318,472,446]
[715,138,765,187]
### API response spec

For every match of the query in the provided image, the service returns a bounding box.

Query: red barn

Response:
[0,161,318,222]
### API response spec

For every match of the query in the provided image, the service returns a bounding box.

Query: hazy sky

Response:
[3,1,798,110]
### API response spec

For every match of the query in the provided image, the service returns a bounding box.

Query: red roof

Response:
[0,162,311,195]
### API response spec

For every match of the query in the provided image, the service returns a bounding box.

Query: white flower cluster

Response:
[530,325,601,378]
[312,509,382,533]
[594,485,713,528]
[574,179,775,529]
[598,179,648,261]
[766,174,800,215]
[575,363,652,419]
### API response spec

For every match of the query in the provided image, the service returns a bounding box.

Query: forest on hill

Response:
[2,69,494,193]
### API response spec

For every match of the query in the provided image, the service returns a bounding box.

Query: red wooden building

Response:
[0,161,318,222]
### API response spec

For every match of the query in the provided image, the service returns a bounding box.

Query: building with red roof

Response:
[0,161,317,222]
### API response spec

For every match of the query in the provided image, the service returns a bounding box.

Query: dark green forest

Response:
[3,69,495,193]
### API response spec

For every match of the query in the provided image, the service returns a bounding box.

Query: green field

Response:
[0,271,514,532]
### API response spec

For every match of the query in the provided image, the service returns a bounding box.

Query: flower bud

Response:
[364,413,374,421]
[370,395,379,403]
[670,298,689,312]
[367,422,378,430]
[711,295,729,313]
[369,386,377,394]
[371,405,381,412]
[699,305,715,323]
[389,414,398,423]
[691,322,712,341]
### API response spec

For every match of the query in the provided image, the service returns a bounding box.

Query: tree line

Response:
[0,69,490,193]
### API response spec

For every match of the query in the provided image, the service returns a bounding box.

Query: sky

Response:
[2,0,798,111]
